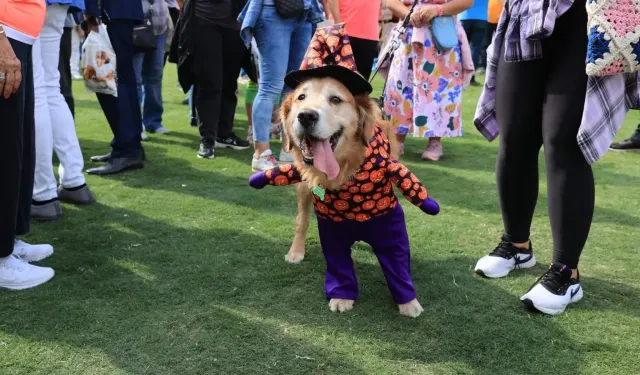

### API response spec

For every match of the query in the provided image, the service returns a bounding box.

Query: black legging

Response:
[349,36,379,81]
[495,0,593,269]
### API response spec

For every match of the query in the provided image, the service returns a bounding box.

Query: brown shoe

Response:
[610,138,640,152]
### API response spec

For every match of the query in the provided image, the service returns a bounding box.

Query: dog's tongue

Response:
[312,139,340,180]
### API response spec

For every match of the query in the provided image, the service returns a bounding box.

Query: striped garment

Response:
[473,0,640,164]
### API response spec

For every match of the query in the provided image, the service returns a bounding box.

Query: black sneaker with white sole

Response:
[520,264,582,315]
[474,240,536,278]
[197,143,215,159]
[215,133,250,150]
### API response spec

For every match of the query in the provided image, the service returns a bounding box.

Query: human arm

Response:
[383,0,410,19]
[324,0,342,23]
[410,0,474,27]
[387,161,440,215]
[249,164,303,189]
[0,25,22,99]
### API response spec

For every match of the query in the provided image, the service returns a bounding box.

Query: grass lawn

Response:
[1,66,639,375]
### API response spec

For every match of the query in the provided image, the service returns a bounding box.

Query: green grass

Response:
[1,67,639,375]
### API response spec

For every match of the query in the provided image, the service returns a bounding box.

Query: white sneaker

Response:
[72,73,83,80]
[0,255,55,290]
[141,132,149,141]
[279,149,294,163]
[13,240,54,262]
[154,126,170,134]
[475,241,536,278]
[521,264,582,315]
[251,150,278,172]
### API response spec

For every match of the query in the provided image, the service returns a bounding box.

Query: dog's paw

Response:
[398,299,424,318]
[329,298,354,313]
[284,249,305,264]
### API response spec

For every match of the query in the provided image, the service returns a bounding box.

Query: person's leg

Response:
[540,3,592,272]
[70,26,82,78]
[0,41,30,257]
[349,36,378,81]
[215,27,246,140]
[41,4,88,193]
[31,36,59,204]
[193,20,223,149]
[317,219,359,304]
[164,7,180,67]
[474,33,546,278]
[104,20,143,158]
[141,32,167,133]
[59,27,75,117]
[253,6,295,163]
[246,81,258,142]
[475,20,488,69]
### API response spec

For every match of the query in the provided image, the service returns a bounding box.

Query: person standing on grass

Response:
[176,0,251,160]
[610,122,640,152]
[459,0,488,86]
[31,0,97,222]
[84,0,147,176]
[0,0,57,290]
[134,0,172,138]
[323,0,381,80]
[472,0,629,315]
[239,0,324,171]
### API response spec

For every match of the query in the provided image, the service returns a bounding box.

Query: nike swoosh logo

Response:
[570,286,581,299]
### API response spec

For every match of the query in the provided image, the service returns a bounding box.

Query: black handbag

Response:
[273,0,304,18]
[133,0,157,51]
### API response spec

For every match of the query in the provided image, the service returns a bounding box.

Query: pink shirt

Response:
[338,0,381,41]
[0,0,46,45]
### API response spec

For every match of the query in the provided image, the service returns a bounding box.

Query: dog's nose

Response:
[297,110,319,128]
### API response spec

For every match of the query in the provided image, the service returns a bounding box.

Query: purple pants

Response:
[317,204,416,304]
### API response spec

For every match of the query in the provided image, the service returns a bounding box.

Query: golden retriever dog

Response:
[249,76,438,318]
[281,78,398,266]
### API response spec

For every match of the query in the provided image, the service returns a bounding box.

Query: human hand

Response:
[410,5,440,27]
[0,33,22,99]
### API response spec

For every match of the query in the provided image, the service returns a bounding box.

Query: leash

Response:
[370,0,420,111]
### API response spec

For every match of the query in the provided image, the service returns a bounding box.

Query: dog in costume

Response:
[249,24,439,318]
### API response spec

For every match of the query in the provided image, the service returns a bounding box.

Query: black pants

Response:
[59,26,75,117]
[495,1,593,269]
[194,20,245,145]
[484,22,497,57]
[97,20,143,158]
[461,19,488,69]
[350,36,379,81]
[0,39,35,258]
[164,7,180,67]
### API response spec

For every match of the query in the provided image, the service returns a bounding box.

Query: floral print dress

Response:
[383,0,464,138]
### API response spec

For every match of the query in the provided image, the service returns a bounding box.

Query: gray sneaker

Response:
[31,200,63,221]
[58,185,96,205]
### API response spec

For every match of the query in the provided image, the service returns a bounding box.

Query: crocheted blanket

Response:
[586,0,640,76]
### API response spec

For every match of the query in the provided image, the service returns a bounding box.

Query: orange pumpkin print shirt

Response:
[261,126,429,222]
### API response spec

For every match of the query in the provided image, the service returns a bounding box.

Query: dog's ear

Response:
[281,92,296,150]
[354,95,377,146]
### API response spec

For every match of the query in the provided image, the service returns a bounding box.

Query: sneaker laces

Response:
[489,241,517,259]
[528,264,572,294]
[1,255,29,271]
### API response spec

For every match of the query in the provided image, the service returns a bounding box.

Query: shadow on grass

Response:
[78,138,298,219]
[6,203,638,374]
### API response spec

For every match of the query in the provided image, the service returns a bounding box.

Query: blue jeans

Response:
[133,32,167,132]
[253,5,312,143]
[461,20,488,69]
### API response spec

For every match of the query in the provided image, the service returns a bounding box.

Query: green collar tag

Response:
[313,186,326,200]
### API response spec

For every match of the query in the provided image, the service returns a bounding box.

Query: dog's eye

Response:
[330,96,342,104]
[297,94,306,101]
